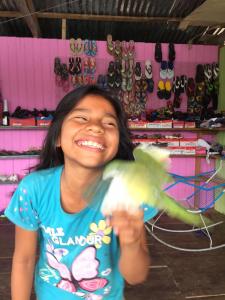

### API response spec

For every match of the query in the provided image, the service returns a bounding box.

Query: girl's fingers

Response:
[108,210,144,237]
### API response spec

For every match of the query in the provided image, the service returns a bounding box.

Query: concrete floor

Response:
[1,212,225,300]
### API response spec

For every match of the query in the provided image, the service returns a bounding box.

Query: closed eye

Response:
[74,116,88,122]
[103,121,117,128]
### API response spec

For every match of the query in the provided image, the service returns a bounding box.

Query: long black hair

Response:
[35,85,134,171]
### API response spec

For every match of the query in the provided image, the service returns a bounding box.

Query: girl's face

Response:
[58,94,120,170]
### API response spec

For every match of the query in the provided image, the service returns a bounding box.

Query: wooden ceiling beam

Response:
[179,0,225,30]
[0,10,182,23]
[14,0,40,37]
[25,0,41,36]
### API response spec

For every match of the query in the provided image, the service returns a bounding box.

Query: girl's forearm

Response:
[11,257,36,300]
[119,241,150,285]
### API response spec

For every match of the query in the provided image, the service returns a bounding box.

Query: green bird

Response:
[85,145,211,227]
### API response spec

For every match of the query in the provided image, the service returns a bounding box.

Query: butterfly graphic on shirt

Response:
[46,246,108,294]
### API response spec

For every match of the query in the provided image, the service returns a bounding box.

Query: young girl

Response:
[5,85,158,300]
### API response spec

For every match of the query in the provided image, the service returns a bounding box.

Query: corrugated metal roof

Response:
[0,0,223,45]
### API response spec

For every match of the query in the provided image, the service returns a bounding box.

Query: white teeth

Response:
[77,140,104,150]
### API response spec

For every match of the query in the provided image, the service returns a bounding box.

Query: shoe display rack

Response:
[0,126,47,212]
[0,125,224,212]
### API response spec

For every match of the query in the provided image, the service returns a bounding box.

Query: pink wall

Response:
[0,37,219,211]
[0,37,218,112]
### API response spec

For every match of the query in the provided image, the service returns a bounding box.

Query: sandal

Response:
[75,57,82,75]
[128,40,135,59]
[157,80,165,99]
[164,80,172,100]
[84,39,89,56]
[83,57,89,75]
[145,60,152,79]
[89,57,96,74]
[180,75,187,93]
[134,62,142,80]
[212,63,219,80]
[173,76,181,96]
[121,41,128,60]
[75,38,84,55]
[127,78,133,92]
[173,94,181,108]
[160,61,167,79]
[68,57,75,75]
[114,40,122,58]
[91,40,97,56]
[168,43,175,62]
[167,61,174,79]
[146,78,154,93]
[186,77,195,97]
[69,38,76,55]
[54,57,62,86]
[155,43,162,63]
[108,61,115,77]
[115,72,122,89]
[107,34,114,55]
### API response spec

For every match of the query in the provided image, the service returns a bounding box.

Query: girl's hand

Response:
[107,210,144,247]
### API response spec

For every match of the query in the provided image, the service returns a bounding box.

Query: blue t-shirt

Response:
[5,165,158,300]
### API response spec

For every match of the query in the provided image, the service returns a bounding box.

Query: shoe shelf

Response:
[129,127,225,133]
[1,126,224,133]
[0,126,48,130]
[170,154,219,159]
[0,155,40,159]
[0,181,19,185]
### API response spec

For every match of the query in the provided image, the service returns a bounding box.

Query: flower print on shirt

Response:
[88,220,112,249]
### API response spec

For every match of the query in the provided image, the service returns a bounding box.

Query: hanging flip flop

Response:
[173,94,181,108]
[128,40,135,59]
[76,38,84,55]
[69,38,76,55]
[114,40,122,58]
[140,76,148,92]
[84,39,89,56]
[164,80,172,100]
[121,77,127,92]
[108,61,115,77]
[115,72,122,89]
[89,57,96,74]
[157,80,165,99]
[107,34,114,55]
[145,60,152,79]
[146,78,154,93]
[160,61,167,79]
[195,64,205,83]
[186,77,195,98]
[75,57,82,75]
[180,75,187,93]
[167,61,174,79]
[121,41,128,60]
[121,58,126,74]
[54,57,62,86]
[68,57,76,75]
[126,77,133,92]
[168,43,175,62]
[91,40,97,56]
[155,43,162,63]
[134,62,142,80]
[212,63,219,80]
[173,76,181,96]
[83,57,89,75]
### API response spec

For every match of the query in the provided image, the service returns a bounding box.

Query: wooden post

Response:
[62,18,67,40]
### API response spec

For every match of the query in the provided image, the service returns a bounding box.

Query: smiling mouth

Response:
[76,140,105,151]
